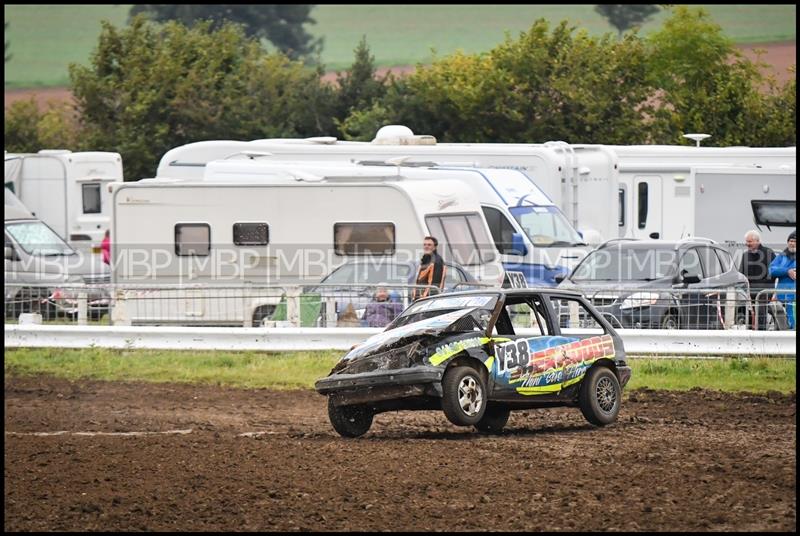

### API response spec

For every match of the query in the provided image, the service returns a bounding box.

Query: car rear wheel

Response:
[474,404,510,434]
[579,366,621,426]
[327,398,373,438]
[441,366,487,426]
[660,311,680,329]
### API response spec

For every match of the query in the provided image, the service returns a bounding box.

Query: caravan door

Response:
[20,157,68,238]
[633,175,662,240]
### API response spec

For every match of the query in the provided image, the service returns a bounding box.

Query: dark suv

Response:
[557,238,750,329]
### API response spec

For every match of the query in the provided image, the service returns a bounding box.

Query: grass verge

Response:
[4,348,796,393]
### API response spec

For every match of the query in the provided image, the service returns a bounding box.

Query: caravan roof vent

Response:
[304,136,338,144]
[37,149,72,155]
[372,125,436,146]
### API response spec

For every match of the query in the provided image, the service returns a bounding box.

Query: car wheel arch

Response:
[445,353,489,386]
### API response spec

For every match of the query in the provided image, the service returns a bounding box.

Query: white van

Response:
[4,150,123,250]
[111,162,504,325]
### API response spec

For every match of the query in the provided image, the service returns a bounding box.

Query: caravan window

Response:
[425,213,495,266]
[637,182,648,229]
[175,223,211,256]
[618,188,625,227]
[82,183,101,214]
[334,222,395,255]
[233,222,269,246]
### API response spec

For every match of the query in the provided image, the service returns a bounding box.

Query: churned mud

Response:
[4,375,795,531]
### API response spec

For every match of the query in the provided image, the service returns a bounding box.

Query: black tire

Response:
[474,405,510,434]
[579,366,621,426]
[327,398,373,438]
[441,366,487,426]
[660,311,680,329]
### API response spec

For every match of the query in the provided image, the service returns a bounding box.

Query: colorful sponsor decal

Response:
[428,336,488,366]
[493,335,616,395]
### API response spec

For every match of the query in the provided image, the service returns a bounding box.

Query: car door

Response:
[489,295,585,399]
[674,247,706,328]
[697,246,728,327]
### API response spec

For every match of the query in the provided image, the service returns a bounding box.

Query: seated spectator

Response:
[363,286,403,327]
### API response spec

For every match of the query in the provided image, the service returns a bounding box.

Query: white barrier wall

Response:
[5,325,796,356]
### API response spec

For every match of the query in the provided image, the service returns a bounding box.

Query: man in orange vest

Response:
[412,236,447,301]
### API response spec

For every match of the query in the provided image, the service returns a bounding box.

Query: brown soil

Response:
[4,375,796,531]
[5,41,794,111]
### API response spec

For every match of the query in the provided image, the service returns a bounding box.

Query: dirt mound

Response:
[4,375,795,531]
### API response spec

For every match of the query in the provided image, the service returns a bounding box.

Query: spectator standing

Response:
[100,229,111,265]
[412,236,446,301]
[738,230,775,329]
[769,230,796,330]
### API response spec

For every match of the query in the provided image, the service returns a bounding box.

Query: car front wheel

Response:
[327,398,373,438]
[579,366,621,426]
[442,366,487,426]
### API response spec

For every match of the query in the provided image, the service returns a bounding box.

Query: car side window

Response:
[699,246,723,278]
[443,266,463,288]
[502,297,554,336]
[678,248,703,280]
[550,296,606,332]
[715,248,734,273]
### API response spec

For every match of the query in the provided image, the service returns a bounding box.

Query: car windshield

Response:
[6,221,75,256]
[571,246,676,282]
[510,206,585,247]
[389,293,499,330]
[322,262,412,285]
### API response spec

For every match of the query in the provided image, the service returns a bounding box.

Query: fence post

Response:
[286,285,301,327]
[111,288,131,326]
[77,289,88,326]
[325,296,337,327]
[724,289,736,329]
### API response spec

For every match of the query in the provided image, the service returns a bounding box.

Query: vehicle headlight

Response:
[620,292,661,310]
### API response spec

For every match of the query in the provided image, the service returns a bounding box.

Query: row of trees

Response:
[5,6,795,180]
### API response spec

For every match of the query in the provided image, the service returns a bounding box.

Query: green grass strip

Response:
[4,348,795,393]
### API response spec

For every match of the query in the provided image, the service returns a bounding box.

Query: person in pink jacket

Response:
[100,230,111,265]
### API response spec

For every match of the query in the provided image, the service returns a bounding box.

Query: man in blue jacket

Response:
[769,230,796,329]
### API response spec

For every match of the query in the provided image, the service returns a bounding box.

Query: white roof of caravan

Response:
[202,160,554,205]
[611,145,796,159]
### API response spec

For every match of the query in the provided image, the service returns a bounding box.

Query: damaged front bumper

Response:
[315,366,443,406]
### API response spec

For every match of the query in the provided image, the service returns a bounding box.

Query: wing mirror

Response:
[509,232,528,256]
[680,269,701,285]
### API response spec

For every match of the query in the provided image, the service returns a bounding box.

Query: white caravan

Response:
[4,150,123,250]
[154,126,620,245]
[616,163,796,248]
[612,145,796,243]
[204,159,590,286]
[111,162,504,326]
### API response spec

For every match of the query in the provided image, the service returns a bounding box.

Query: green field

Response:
[4,4,797,88]
[4,347,796,393]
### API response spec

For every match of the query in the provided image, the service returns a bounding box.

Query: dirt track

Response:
[4,375,796,531]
